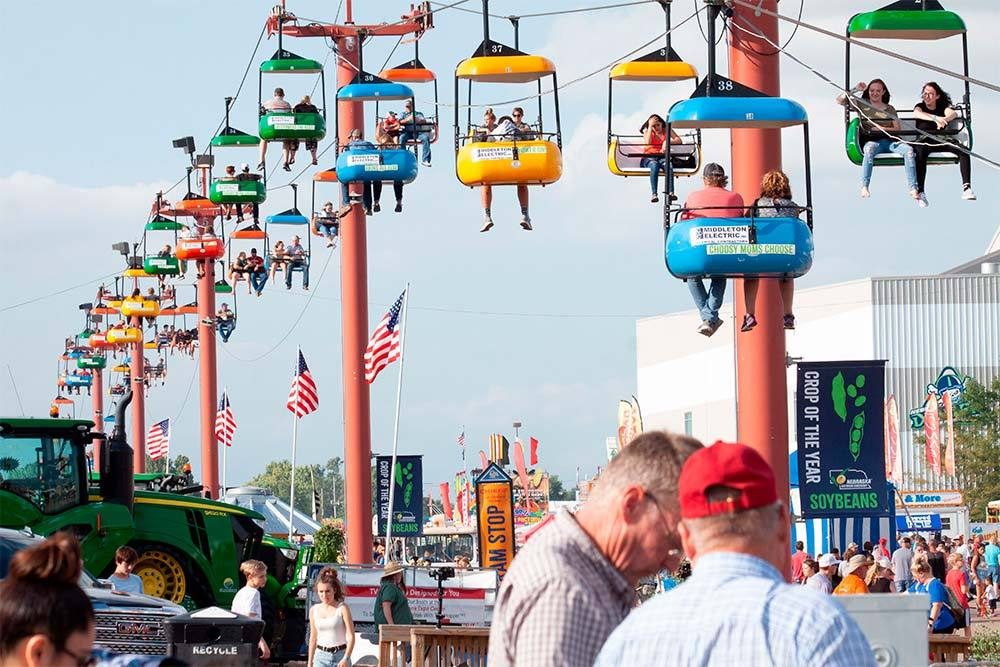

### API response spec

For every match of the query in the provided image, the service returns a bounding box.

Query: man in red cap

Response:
[596,441,874,666]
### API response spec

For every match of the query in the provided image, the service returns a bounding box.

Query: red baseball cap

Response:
[679,441,778,519]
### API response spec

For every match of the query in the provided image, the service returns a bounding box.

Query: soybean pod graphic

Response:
[831,371,868,462]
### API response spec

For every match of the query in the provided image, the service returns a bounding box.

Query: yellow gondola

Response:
[454,42,562,187]
[607,41,701,178]
[106,327,143,345]
[119,298,161,318]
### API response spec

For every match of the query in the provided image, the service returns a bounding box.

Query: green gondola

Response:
[847,5,965,39]
[258,112,326,141]
[209,179,267,205]
[211,126,260,148]
[214,280,233,294]
[260,54,323,74]
[844,117,973,166]
[143,256,182,276]
[77,356,107,370]
[145,215,184,232]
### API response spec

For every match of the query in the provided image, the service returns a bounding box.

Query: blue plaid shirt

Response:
[595,552,875,667]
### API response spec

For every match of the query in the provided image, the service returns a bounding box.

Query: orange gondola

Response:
[175,236,226,260]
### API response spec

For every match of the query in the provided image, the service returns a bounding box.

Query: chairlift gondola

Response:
[454,37,562,187]
[379,39,440,147]
[264,184,311,288]
[607,2,701,178]
[258,36,327,146]
[664,81,814,280]
[844,1,971,167]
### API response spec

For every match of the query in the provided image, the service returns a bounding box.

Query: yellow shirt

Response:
[833,573,869,595]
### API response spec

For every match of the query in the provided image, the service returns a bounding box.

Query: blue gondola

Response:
[335,147,418,184]
[265,210,309,225]
[65,373,93,388]
[336,81,414,102]
[664,90,814,280]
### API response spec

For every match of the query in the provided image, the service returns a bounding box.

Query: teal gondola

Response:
[665,87,814,280]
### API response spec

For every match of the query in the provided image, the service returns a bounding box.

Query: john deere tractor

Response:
[0,392,311,661]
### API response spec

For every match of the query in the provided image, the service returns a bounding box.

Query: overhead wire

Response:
[0,272,121,313]
[430,0,657,20]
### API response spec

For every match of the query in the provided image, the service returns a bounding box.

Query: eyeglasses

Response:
[58,648,97,667]
[643,491,683,560]
[512,113,522,117]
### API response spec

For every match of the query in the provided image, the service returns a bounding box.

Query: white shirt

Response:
[232,585,262,617]
[806,572,832,594]
[110,573,144,595]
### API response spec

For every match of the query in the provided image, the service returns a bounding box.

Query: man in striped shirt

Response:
[596,442,875,667]
[486,431,703,667]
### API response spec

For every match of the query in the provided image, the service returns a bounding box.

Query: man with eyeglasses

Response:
[596,442,875,666]
[487,431,702,667]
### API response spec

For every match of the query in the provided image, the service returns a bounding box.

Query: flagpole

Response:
[164,419,170,474]
[385,284,411,550]
[462,425,470,526]
[288,350,301,538]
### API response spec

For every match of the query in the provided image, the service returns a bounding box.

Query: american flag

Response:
[364,290,405,384]
[215,391,237,447]
[287,350,319,418]
[457,430,466,448]
[147,419,170,460]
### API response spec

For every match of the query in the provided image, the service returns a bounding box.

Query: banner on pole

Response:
[475,463,516,580]
[796,360,890,519]
[376,455,423,537]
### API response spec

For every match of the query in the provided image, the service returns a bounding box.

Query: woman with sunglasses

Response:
[0,532,95,667]
[640,114,682,203]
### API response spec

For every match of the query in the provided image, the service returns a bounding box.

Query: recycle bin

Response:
[165,606,265,667]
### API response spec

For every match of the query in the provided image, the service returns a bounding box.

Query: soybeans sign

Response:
[475,463,516,580]
[796,360,890,519]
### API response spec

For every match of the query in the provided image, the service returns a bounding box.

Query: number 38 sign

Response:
[475,463,516,580]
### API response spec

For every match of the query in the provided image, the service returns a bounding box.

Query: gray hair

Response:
[589,431,702,513]
[682,486,783,553]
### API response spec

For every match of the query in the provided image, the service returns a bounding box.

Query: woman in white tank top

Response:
[308,566,355,667]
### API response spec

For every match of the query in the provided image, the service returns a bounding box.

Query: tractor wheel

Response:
[133,546,187,604]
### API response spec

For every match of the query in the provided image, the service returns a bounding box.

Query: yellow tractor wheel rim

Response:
[134,549,187,603]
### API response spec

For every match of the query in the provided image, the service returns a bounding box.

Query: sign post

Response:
[475,463,516,580]
[376,455,423,538]
[796,360,890,519]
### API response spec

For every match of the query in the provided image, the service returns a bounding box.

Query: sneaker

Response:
[256,162,265,171]
[918,192,929,208]
[962,186,977,201]
[697,321,714,336]
[480,216,494,233]
[783,314,796,330]
[311,158,318,166]
[282,163,291,172]
[364,207,373,216]
[709,318,724,336]
[520,215,532,231]
[327,241,334,248]
[373,202,381,213]
[201,317,214,326]
[394,201,402,213]
[860,186,870,199]
[421,159,432,167]
[740,314,758,332]
[651,194,659,203]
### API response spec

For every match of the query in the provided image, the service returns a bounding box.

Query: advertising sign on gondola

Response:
[475,463,516,580]
[796,361,890,519]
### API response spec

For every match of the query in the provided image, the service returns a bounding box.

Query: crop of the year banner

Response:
[796,360,891,518]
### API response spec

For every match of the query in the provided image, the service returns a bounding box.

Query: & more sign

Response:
[796,360,891,518]
[475,463,516,580]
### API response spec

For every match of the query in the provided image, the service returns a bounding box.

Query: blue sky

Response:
[1,1,997,498]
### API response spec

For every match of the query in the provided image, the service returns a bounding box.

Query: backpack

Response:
[942,581,967,629]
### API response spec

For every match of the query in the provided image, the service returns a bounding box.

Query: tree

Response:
[245,457,345,519]
[313,519,346,563]
[548,474,574,501]
[142,454,191,475]
[915,378,1000,522]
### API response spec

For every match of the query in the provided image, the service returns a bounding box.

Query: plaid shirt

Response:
[595,552,876,667]
[487,511,635,667]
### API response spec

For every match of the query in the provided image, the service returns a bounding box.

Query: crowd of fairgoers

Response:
[6,431,1000,666]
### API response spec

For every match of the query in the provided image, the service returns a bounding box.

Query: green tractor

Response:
[0,393,311,662]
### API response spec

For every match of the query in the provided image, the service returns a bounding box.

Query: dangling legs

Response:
[741,278,759,332]
[517,185,530,230]
[480,186,493,232]
[393,181,404,212]
[889,141,919,199]
[373,181,383,212]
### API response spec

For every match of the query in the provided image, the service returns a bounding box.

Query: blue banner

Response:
[376,455,423,537]
[896,514,942,532]
[796,361,890,519]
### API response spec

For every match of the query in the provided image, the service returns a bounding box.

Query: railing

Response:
[379,625,490,667]
[928,634,972,663]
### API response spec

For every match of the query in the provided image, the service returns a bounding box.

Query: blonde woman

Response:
[269,240,288,283]
[741,169,800,332]
[908,558,956,634]
[308,567,354,667]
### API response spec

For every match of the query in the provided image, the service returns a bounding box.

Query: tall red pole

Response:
[338,28,374,564]
[129,314,146,472]
[196,169,221,498]
[91,367,104,470]
[728,1,790,572]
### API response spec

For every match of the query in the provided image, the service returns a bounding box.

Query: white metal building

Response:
[637,231,1000,513]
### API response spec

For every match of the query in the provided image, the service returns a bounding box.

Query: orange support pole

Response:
[728,0,791,574]
[338,31,374,564]
[129,315,146,472]
[91,367,104,470]
[196,205,220,499]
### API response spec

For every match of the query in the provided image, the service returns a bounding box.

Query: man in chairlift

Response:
[257,87,292,170]
[681,163,744,337]
[235,163,263,224]
[285,235,309,291]
[341,128,375,215]
[399,99,432,167]
[312,200,352,249]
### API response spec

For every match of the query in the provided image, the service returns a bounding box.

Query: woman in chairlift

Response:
[639,114,681,204]
[836,79,917,203]
[912,81,975,206]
